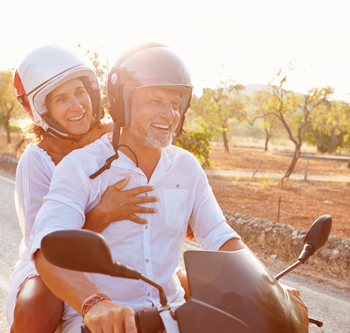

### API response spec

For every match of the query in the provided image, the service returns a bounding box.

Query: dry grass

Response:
[252,246,350,290]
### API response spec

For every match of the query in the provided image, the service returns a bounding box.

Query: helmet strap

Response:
[89,120,139,179]
[45,119,100,144]
[89,120,121,179]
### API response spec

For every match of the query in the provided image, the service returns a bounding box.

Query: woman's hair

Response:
[20,76,106,143]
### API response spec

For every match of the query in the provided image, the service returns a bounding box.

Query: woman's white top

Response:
[6,144,55,326]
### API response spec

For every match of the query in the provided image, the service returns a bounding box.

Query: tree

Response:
[189,81,248,153]
[175,120,215,167]
[258,70,333,186]
[76,44,111,96]
[188,88,218,133]
[211,80,248,152]
[307,101,350,154]
[250,90,283,151]
[0,70,22,143]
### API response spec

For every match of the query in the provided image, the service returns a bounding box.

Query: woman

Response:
[7,45,159,333]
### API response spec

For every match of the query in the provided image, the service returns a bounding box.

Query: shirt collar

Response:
[149,148,173,186]
[103,135,173,183]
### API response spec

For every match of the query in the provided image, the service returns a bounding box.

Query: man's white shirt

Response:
[31,134,240,320]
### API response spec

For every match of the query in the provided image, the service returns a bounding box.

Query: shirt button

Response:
[147,293,150,297]
[146,259,149,263]
[145,226,148,229]
[145,193,148,196]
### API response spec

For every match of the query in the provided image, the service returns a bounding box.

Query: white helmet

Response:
[13,44,103,141]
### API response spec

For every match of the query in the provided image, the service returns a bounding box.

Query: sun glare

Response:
[2,0,350,100]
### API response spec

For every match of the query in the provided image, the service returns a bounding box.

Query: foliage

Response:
[302,124,350,154]
[251,69,333,184]
[250,90,284,150]
[175,121,215,167]
[76,44,111,97]
[307,101,350,154]
[0,70,23,143]
[189,77,249,152]
[9,124,21,133]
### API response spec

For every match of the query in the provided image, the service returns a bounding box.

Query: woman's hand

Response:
[84,176,157,233]
[186,225,196,242]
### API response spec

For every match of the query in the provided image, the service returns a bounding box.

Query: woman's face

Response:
[47,78,93,137]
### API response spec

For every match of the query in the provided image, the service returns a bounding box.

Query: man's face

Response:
[128,86,181,150]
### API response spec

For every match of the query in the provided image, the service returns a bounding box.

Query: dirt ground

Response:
[206,147,350,240]
[208,146,350,176]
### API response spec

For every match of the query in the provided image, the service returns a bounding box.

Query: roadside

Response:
[206,169,350,182]
[207,146,350,176]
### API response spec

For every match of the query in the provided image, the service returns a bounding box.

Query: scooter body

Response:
[43,214,332,333]
[135,249,305,333]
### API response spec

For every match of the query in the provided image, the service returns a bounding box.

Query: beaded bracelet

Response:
[81,293,111,317]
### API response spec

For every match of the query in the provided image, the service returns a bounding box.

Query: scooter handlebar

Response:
[81,308,164,333]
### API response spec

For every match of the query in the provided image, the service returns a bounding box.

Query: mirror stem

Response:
[140,276,168,307]
[298,243,316,263]
[275,260,302,281]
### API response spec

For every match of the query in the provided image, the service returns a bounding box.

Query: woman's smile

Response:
[68,111,86,123]
[47,78,93,137]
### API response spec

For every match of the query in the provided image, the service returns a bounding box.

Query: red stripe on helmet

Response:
[13,71,33,119]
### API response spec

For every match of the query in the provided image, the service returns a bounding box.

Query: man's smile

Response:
[151,123,171,130]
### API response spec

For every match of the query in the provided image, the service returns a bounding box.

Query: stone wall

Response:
[223,210,350,272]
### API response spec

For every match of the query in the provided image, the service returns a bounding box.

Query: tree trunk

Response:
[264,130,271,151]
[280,145,301,187]
[328,130,339,155]
[222,130,229,152]
[5,105,13,144]
[315,136,322,153]
[5,118,11,144]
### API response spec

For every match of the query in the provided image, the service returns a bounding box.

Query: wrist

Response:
[81,293,111,318]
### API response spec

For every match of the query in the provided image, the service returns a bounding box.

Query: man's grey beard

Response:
[129,105,177,150]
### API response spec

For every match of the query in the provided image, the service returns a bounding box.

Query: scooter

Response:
[41,214,332,332]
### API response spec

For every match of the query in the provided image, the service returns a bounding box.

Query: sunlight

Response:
[2,0,350,100]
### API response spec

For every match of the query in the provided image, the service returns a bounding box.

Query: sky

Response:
[1,0,350,100]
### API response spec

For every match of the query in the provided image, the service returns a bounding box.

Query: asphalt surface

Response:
[0,176,20,333]
[1,175,350,332]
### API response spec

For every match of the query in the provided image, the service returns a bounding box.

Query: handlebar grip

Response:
[135,308,164,332]
[81,309,164,333]
[81,324,91,333]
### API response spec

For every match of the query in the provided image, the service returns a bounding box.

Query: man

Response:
[31,44,306,333]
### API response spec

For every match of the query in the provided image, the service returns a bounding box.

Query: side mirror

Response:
[41,230,169,306]
[298,215,332,263]
[41,229,116,275]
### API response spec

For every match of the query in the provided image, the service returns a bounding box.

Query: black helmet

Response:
[90,43,193,179]
[107,43,193,147]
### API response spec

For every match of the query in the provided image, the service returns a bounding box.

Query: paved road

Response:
[205,169,350,182]
[0,176,20,333]
[1,175,350,332]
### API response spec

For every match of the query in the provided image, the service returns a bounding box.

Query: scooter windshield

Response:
[177,249,304,333]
